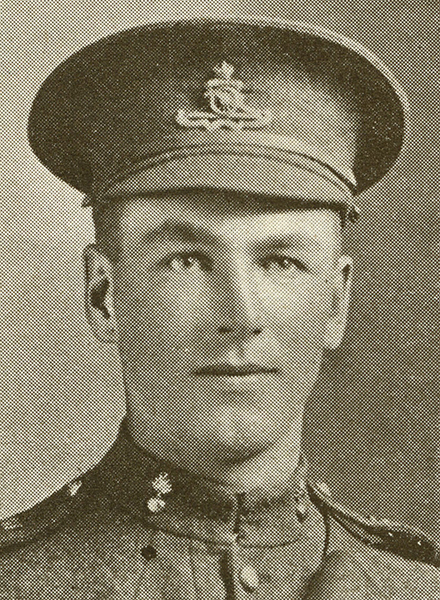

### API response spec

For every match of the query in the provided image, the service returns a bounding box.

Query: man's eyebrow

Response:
[251,233,323,252]
[141,219,218,245]
[141,221,326,251]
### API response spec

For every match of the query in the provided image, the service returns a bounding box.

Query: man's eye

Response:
[166,253,211,272]
[262,255,307,272]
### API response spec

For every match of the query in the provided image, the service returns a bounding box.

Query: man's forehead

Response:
[117,191,341,245]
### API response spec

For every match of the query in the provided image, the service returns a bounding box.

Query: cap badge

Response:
[176,62,272,131]
[147,472,172,513]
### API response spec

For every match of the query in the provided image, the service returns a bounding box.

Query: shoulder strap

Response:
[0,477,87,554]
[307,480,440,568]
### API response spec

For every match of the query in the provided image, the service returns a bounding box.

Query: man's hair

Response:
[92,202,125,262]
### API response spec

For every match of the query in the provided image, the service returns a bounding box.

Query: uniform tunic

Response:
[0,422,438,599]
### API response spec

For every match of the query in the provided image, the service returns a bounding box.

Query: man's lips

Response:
[193,363,279,377]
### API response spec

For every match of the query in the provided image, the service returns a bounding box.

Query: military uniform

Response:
[0,421,439,599]
[2,15,439,599]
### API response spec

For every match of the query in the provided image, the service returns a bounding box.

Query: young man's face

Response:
[86,190,352,465]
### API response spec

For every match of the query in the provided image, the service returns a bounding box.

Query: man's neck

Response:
[127,412,303,497]
[211,430,303,496]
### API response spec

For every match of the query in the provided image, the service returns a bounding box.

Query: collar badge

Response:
[67,479,82,497]
[176,62,272,131]
[147,472,172,513]
[0,515,22,530]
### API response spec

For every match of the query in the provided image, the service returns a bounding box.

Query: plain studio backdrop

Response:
[1,0,439,540]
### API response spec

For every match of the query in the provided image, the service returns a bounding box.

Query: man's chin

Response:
[191,405,287,463]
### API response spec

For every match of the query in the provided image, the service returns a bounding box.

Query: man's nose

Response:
[212,267,264,339]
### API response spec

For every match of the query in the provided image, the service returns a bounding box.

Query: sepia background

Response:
[1,0,439,539]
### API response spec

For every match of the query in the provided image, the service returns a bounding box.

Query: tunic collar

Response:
[92,420,326,548]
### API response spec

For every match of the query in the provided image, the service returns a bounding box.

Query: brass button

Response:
[240,565,259,592]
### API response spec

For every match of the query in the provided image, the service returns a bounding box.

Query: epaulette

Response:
[308,480,440,568]
[0,476,88,554]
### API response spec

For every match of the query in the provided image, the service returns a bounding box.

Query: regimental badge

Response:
[0,515,22,531]
[176,62,272,131]
[147,472,172,513]
[66,478,83,497]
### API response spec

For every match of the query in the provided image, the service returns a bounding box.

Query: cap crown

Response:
[28,17,407,202]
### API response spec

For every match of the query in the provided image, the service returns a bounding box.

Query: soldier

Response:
[0,16,439,599]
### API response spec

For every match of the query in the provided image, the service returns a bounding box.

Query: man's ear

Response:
[324,255,353,350]
[83,244,117,343]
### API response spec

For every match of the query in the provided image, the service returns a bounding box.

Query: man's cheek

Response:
[271,286,333,343]
[116,297,203,364]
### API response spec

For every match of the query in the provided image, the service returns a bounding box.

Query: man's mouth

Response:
[193,363,279,377]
